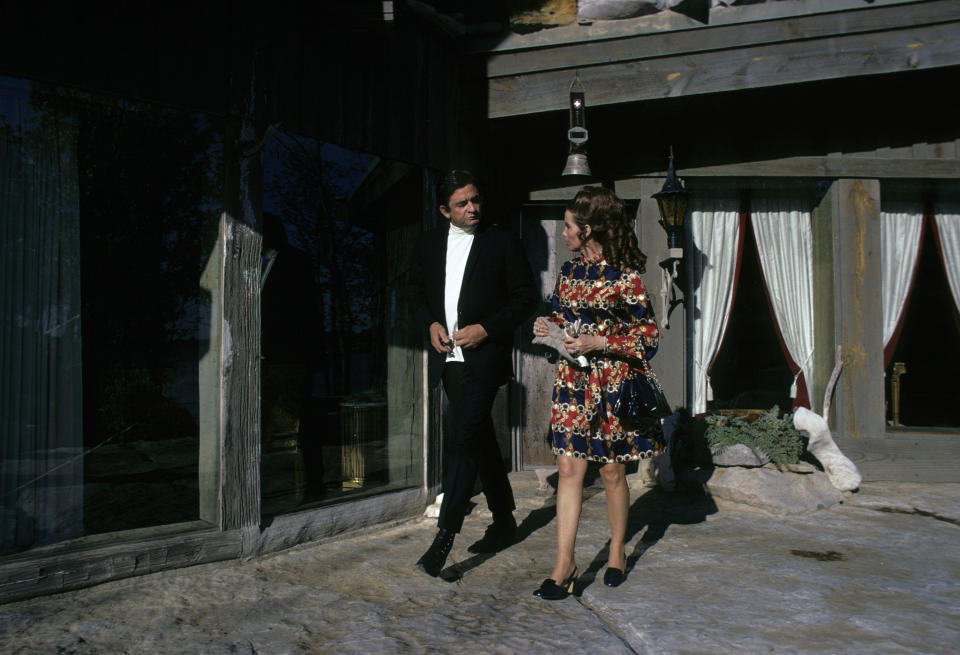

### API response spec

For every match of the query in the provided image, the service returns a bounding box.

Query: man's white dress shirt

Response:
[443,223,475,362]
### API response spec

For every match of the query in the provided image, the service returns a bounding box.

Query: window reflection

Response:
[1,76,221,555]
[260,130,423,514]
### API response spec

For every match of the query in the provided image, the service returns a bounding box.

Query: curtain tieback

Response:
[789,350,815,399]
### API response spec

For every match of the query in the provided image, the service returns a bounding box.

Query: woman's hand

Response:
[563,334,604,357]
[532,317,551,338]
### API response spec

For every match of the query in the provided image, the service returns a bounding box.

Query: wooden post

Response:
[810,184,837,417]
[519,207,564,468]
[829,179,885,440]
[421,169,444,493]
[219,42,265,555]
[199,223,222,526]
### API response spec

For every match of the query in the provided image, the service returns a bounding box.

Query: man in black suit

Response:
[408,170,539,577]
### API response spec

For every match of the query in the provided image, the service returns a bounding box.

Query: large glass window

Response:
[259,129,423,516]
[1,76,222,556]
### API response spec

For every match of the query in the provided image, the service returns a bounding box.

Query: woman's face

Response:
[562,210,587,252]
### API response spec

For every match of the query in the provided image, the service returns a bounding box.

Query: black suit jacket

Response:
[408,221,539,388]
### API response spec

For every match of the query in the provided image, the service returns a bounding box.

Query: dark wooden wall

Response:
[0,0,472,602]
[0,1,471,170]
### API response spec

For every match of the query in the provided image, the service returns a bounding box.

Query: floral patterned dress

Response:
[548,254,663,463]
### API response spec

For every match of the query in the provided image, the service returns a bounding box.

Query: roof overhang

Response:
[479,0,960,119]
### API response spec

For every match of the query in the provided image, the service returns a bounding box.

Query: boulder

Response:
[704,466,845,516]
[711,443,770,467]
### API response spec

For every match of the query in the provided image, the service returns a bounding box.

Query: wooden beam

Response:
[709,0,929,26]
[255,488,426,555]
[659,156,960,180]
[471,0,929,55]
[527,155,960,201]
[487,0,957,77]
[469,9,700,54]
[486,0,960,118]
[0,527,241,604]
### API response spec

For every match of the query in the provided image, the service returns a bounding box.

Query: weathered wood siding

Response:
[520,213,564,467]
[0,4,472,603]
[0,526,241,604]
[485,0,960,118]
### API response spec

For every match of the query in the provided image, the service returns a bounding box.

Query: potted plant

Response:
[703,406,804,471]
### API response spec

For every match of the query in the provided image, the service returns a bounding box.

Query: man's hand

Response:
[452,324,488,350]
[429,322,452,354]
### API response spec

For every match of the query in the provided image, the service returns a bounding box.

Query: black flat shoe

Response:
[603,566,626,587]
[533,567,578,600]
[467,516,517,554]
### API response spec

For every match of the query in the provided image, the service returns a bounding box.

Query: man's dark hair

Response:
[438,170,479,208]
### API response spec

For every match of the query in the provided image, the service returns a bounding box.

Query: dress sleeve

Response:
[548,261,571,325]
[605,269,659,361]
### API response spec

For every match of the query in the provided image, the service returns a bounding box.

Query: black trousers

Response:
[437,362,516,533]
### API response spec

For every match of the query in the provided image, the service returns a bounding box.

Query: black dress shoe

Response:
[533,567,578,600]
[603,567,626,588]
[416,529,455,577]
[467,516,517,554]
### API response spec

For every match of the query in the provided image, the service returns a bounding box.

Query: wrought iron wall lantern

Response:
[654,146,690,328]
[561,73,591,177]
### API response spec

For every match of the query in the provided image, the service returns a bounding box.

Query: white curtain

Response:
[751,198,815,409]
[881,210,923,351]
[1,77,84,553]
[691,199,742,416]
[934,213,960,314]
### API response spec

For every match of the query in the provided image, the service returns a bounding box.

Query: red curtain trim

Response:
[705,200,748,379]
[749,204,811,410]
[883,215,927,367]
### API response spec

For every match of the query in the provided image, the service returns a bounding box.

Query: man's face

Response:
[440,184,481,230]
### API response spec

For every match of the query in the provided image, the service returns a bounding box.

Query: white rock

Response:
[578,0,675,21]
[793,407,862,492]
[423,492,443,518]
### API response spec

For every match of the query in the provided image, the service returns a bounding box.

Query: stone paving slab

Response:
[0,473,958,654]
[582,488,960,654]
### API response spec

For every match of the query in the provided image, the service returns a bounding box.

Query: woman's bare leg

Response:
[551,455,588,582]
[600,461,629,570]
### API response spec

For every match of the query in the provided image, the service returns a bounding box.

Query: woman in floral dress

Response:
[532,186,663,599]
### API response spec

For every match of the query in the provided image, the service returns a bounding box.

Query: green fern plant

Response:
[704,406,804,470]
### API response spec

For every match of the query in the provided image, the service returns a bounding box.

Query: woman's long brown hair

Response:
[568,186,647,274]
